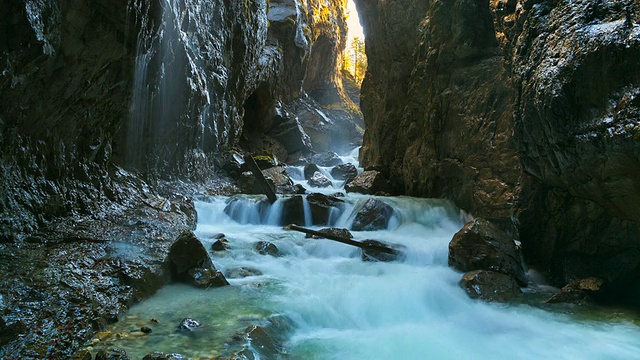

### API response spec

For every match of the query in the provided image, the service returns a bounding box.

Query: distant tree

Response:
[351,36,367,85]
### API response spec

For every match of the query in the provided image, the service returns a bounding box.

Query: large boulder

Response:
[448,218,527,286]
[306,193,345,225]
[303,163,321,180]
[308,171,332,188]
[281,195,305,226]
[460,270,522,302]
[331,163,358,182]
[169,231,214,276]
[351,199,394,231]
[311,151,343,167]
[345,170,388,195]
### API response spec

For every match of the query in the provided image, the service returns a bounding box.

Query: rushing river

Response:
[92,150,640,359]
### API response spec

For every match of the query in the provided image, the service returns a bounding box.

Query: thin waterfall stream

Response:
[91,149,640,359]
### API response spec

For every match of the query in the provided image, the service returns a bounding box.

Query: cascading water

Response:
[92,149,640,359]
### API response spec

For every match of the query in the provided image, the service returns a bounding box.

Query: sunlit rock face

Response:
[0,0,360,239]
[356,0,640,303]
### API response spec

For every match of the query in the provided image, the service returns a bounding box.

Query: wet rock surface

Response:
[460,270,522,302]
[187,268,230,289]
[351,199,394,231]
[0,180,195,359]
[355,0,640,303]
[142,352,187,360]
[448,218,527,286]
[255,241,280,256]
[331,163,358,182]
[345,170,388,195]
[306,193,345,225]
[545,277,606,305]
[168,231,215,277]
[308,171,332,188]
[311,151,343,167]
[305,227,353,240]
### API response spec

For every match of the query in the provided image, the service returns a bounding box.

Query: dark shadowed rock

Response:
[311,152,343,166]
[0,320,27,346]
[303,163,321,180]
[448,218,527,286]
[306,193,345,225]
[545,277,605,304]
[308,171,332,188]
[352,199,394,231]
[361,240,405,262]
[238,171,278,196]
[281,195,305,226]
[71,350,92,360]
[169,231,214,277]
[460,270,522,302]
[142,352,187,360]
[246,325,280,358]
[331,163,358,182]
[345,170,388,195]
[95,348,130,360]
[187,268,229,288]
[211,239,229,251]
[270,118,313,156]
[305,227,353,240]
[255,241,280,256]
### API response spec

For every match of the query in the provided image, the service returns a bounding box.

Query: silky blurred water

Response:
[92,195,640,359]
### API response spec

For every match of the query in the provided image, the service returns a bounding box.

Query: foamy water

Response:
[91,147,640,359]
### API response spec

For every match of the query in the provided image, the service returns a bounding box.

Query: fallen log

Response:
[284,224,404,262]
[244,153,278,203]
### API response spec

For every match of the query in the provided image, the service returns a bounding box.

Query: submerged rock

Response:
[448,218,527,286]
[308,171,332,188]
[460,270,522,302]
[225,267,263,279]
[351,199,394,231]
[95,348,130,360]
[178,318,201,332]
[345,170,388,195]
[142,352,187,360]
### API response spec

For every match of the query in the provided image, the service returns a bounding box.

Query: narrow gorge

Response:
[0,0,639,359]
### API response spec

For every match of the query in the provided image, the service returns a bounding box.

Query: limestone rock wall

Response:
[0,0,360,240]
[356,0,640,303]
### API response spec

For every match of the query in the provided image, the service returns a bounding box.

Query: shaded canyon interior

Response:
[1,0,639,357]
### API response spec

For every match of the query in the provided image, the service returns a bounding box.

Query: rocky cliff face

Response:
[0,0,361,241]
[356,0,640,304]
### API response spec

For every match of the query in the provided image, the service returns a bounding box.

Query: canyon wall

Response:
[356,0,640,303]
[0,0,360,241]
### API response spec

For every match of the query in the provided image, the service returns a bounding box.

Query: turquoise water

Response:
[92,195,640,359]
